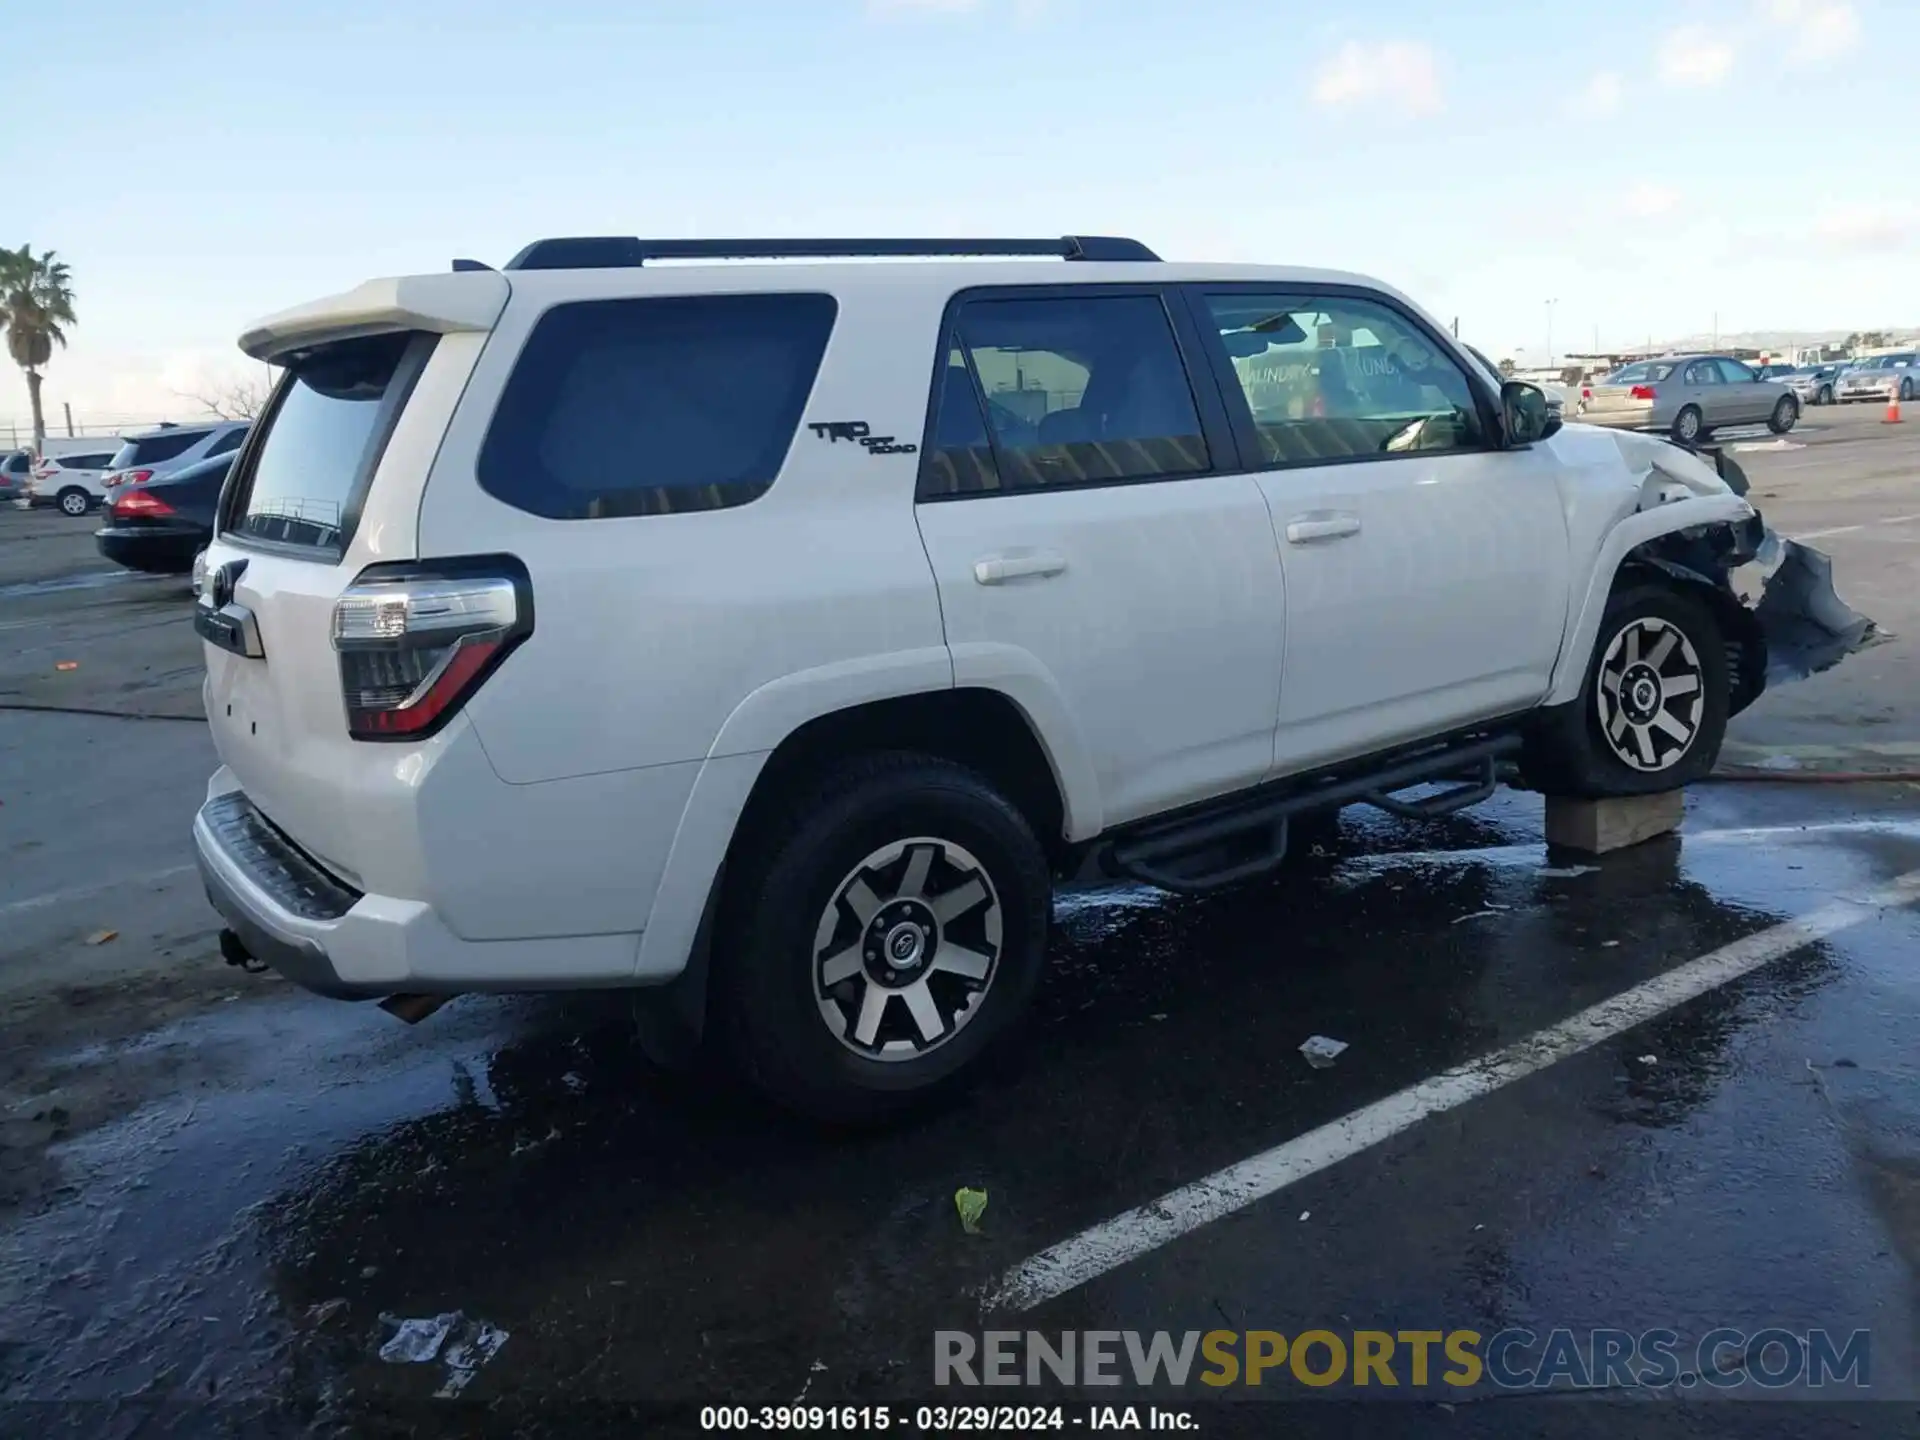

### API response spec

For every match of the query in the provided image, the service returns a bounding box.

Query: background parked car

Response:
[100,420,249,492]
[94,453,233,574]
[29,447,118,515]
[1835,352,1919,404]
[1462,344,1563,424]
[1777,362,1850,407]
[1576,354,1798,443]
[0,448,30,505]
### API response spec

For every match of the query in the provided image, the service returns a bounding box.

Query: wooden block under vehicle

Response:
[1544,790,1685,855]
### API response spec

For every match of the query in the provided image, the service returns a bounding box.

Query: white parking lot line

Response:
[983,866,1920,1314]
[0,864,197,920]
[1794,512,1920,542]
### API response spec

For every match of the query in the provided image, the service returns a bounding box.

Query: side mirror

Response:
[1501,380,1556,445]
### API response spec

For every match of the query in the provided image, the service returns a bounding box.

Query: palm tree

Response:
[0,245,78,455]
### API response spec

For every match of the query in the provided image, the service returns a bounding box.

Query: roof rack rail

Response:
[501,235,1160,271]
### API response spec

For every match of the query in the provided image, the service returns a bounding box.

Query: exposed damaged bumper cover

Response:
[1654,445,1883,709]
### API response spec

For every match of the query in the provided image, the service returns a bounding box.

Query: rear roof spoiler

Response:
[238,271,510,363]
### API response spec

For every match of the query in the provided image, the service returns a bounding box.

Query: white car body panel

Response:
[1258,446,1571,776]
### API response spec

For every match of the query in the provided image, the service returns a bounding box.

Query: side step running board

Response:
[1106,733,1521,895]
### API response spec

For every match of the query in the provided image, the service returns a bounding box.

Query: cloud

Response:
[1760,0,1861,64]
[1622,183,1682,218]
[1657,24,1736,86]
[1565,70,1623,120]
[1311,40,1444,118]
[1812,205,1915,254]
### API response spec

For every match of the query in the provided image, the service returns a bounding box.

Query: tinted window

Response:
[120,429,212,466]
[920,347,1004,497]
[1,452,28,475]
[204,427,247,458]
[1204,293,1485,463]
[1607,362,1675,384]
[59,452,115,469]
[1684,361,1722,385]
[923,294,1208,496]
[478,293,836,520]
[1717,359,1758,383]
[230,331,428,550]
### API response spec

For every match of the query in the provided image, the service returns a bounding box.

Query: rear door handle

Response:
[973,552,1068,585]
[1285,513,1362,544]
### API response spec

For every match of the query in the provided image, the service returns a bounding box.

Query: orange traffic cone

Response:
[1887,389,1904,424]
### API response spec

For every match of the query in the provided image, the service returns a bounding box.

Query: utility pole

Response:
[1712,311,1719,349]
[63,402,74,438]
[1546,298,1559,371]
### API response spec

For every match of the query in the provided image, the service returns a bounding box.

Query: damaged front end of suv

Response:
[1610,437,1880,719]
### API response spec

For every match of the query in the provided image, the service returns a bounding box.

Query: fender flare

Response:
[633,644,1102,985]
[1545,493,1756,707]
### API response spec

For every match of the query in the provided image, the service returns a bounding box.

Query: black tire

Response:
[56,487,90,517]
[1767,395,1799,434]
[1670,406,1704,444]
[1902,378,1914,403]
[1817,385,1833,406]
[718,752,1051,1126]
[1520,584,1730,799]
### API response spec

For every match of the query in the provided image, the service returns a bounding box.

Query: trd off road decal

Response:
[808,420,917,456]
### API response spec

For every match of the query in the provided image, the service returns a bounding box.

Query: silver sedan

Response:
[1835,352,1919,405]
[1576,354,1799,443]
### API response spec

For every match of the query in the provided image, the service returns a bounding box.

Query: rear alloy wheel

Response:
[57,487,90,517]
[1767,395,1799,434]
[812,838,1002,1062]
[1671,405,1704,444]
[1902,378,1915,403]
[722,753,1051,1125]
[1817,384,1833,406]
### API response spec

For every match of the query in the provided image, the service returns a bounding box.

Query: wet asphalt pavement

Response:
[5,784,1920,1437]
[4,411,1920,1438]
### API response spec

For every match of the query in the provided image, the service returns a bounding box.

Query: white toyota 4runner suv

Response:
[192,235,1870,1122]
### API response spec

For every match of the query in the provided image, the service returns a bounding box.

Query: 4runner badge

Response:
[808,420,917,456]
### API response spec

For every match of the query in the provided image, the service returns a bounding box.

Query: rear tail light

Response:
[1581,387,1592,399]
[106,468,153,489]
[331,557,533,741]
[1629,385,1658,400]
[112,489,176,519]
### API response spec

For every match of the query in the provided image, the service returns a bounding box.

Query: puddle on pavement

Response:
[3,785,1918,1418]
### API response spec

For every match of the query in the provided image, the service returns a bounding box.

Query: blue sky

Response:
[6,0,1917,430]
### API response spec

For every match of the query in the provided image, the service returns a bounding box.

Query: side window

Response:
[1202,292,1486,464]
[1684,361,1721,386]
[919,347,1002,497]
[1717,359,1756,384]
[931,294,1210,494]
[204,428,246,458]
[477,292,837,520]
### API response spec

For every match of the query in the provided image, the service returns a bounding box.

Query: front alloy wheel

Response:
[1595,616,1705,772]
[813,837,1001,1059]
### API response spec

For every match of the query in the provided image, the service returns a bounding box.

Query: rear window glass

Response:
[1606,362,1674,384]
[228,331,430,551]
[112,429,211,468]
[204,428,247,458]
[477,292,838,520]
[53,452,114,469]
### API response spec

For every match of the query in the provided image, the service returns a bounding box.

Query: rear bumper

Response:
[97,523,207,573]
[1574,409,1660,431]
[192,768,644,996]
